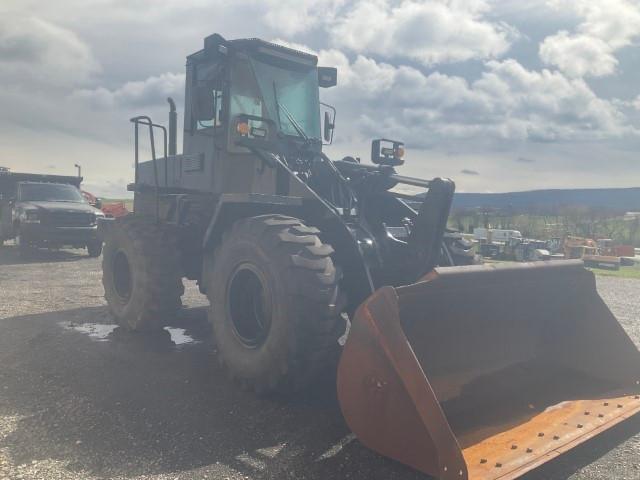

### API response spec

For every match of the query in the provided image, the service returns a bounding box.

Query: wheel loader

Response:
[100,34,640,480]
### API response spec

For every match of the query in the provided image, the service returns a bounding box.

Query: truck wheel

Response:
[15,230,32,258]
[102,216,184,331]
[205,214,344,394]
[87,241,103,258]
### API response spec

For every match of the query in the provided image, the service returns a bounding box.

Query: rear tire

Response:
[102,216,184,331]
[205,214,344,394]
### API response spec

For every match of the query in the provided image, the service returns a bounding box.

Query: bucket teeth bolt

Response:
[511,445,518,450]
[495,463,502,468]
[617,404,623,408]
[538,432,544,437]
[526,448,533,453]
[598,414,604,418]
[553,435,560,440]
[584,411,590,415]
[480,459,487,464]
[577,424,584,429]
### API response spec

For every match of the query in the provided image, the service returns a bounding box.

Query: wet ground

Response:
[0,245,639,480]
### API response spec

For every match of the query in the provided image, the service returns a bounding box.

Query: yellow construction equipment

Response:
[565,236,621,270]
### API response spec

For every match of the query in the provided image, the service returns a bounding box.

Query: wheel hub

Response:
[227,264,272,348]
[112,250,132,302]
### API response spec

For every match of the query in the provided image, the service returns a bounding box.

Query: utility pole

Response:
[74,163,82,178]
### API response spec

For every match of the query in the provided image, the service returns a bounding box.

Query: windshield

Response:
[249,59,321,140]
[19,183,85,203]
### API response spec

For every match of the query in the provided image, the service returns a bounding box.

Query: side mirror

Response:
[371,139,405,167]
[321,103,336,144]
[324,111,336,143]
[318,67,337,88]
[324,112,332,142]
[95,198,103,209]
[193,86,215,122]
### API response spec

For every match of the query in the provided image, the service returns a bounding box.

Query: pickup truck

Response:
[0,174,105,257]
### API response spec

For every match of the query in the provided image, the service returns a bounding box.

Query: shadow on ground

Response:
[0,305,637,479]
[0,244,89,266]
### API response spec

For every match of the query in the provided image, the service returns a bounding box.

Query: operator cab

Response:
[186,35,337,157]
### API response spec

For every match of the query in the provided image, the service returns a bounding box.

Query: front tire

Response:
[87,240,103,257]
[205,214,344,394]
[15,230,32,258]
[102,216,184,331]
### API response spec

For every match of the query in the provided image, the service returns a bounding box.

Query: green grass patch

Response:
[483,258,640,280]
[589,263,640,280]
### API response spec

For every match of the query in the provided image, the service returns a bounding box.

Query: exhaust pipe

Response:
[167,97,177,156]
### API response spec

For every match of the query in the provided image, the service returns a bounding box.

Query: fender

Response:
[202,192,375,314]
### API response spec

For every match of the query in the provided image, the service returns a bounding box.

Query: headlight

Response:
[92,212,105,225]
[21,210,40,224]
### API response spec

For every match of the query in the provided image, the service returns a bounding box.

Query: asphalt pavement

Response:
[0,245,638,480]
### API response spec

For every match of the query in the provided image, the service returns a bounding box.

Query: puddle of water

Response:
[59,322,199,347]
[59,322,117,341]
[164,327,199,346]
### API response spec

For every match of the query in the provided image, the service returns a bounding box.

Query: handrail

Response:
[130,116,168,222]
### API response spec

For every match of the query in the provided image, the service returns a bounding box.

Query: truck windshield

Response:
[249,59,321,140]
[19,183,85,203]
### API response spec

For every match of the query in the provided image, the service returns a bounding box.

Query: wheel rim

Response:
[112,250,132,302]
[227,263,272,348]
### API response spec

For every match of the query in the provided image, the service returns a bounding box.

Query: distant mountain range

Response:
[452,187,640,212]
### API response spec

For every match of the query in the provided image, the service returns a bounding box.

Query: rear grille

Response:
[44,211,94,227]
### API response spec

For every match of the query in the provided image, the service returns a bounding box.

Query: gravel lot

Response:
[0,245,638,480]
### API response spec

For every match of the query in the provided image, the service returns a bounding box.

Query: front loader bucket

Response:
[337,260,640,480]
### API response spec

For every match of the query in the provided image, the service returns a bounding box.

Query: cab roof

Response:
[188,34,318,67]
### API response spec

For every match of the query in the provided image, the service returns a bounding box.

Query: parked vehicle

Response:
[564,236,620,270]
[441,230,482,266]
[0,172,104,256]
[503,237,550,262]
[473,227,522,244]
[83,190,129,218]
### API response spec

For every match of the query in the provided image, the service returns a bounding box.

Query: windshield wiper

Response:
[273,81,320,145]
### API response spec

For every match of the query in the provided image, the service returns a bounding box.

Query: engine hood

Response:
[19,201,100,214]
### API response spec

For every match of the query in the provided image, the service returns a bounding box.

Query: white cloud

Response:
[0,15,99,88]
[539,32,617,77]
[262,0,345,36]
[540,0,640,77]
[71,72,185,109]
[330,0,516,65]
[318,51,630,149]
[1,0,639,192]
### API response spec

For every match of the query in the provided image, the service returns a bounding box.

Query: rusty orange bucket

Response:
[337,260,640,480]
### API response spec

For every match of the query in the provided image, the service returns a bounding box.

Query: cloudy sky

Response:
[1,0,640,196]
